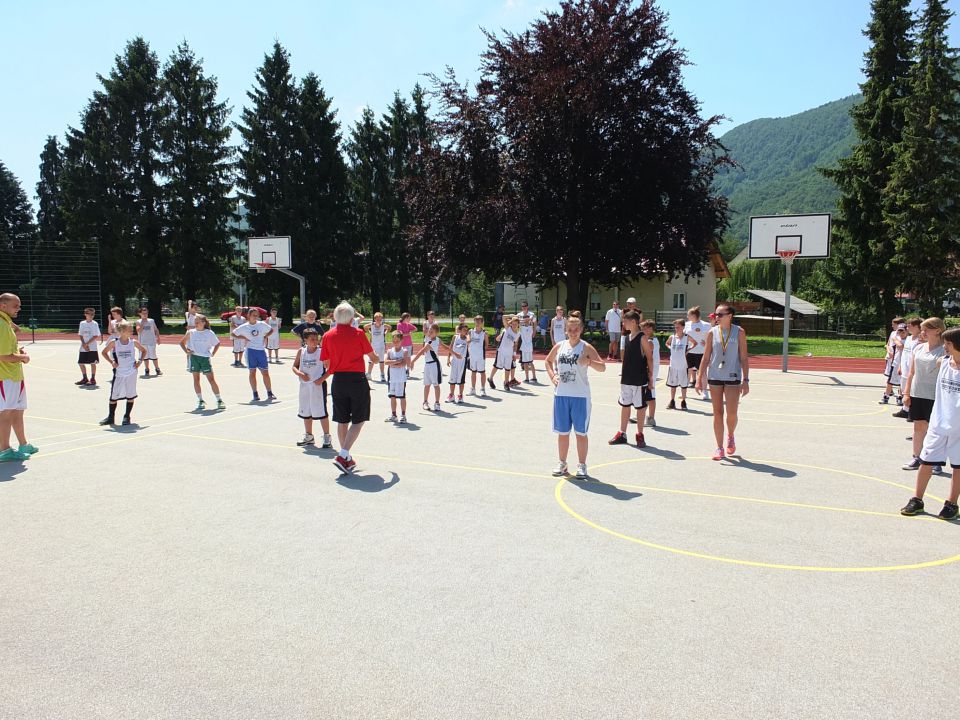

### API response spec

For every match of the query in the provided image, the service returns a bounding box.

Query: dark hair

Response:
[943,327,960,350]
[641,319,656,329]
[717,303,736,317]
[623,310,642,323]
[139,306,148,312]
[892,316,905,325]
[84,307,96,314]
[457,323,469,332]
[246,307,260,316]
[906,317,922,327]
[301,328,319,339]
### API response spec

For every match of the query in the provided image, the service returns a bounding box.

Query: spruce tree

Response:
[36,136,66,250]
[381,93,415,311]
[821,0,913,321]
[236,42,300,319]
[884,0,960,314]
[160,41,236,308]
[0,161,35,259]
[294,72,352,309]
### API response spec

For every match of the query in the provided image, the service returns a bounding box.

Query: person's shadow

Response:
[568,477,642,501]
[724,457,797,478]
[337,471,399,492]
[0,460,28,482]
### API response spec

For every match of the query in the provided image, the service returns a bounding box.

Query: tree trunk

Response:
[371,283,382,315]
[399,284,410,315]
[148,293,164,329]
[280,286,293,328]
[422,286,433,316]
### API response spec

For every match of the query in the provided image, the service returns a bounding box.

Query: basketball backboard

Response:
[748,214,831,259]
[248,236,291,269]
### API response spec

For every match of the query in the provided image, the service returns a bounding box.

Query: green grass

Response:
[745,336,884,358]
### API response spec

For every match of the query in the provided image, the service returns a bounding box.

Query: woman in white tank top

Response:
[545,316,606,479]
[696,303,749,461]
[901,317,946,471]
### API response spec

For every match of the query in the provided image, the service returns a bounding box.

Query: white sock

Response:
[338,449,349,459]
[196,394,203,400]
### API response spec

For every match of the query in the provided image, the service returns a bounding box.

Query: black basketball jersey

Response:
[621,331,649,387]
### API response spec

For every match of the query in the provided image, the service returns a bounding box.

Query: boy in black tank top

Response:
[609,310,654,448]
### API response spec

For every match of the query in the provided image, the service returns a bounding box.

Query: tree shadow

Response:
[568,477,642,501]
[723,456,797,478]
[337,471,399,492]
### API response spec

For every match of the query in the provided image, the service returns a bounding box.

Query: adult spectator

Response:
[685,306,712,400]
[493,305,505,332]
[318,302,378,475]
[604,300,623,360]
[517,301,535,324]
[538,310,550,342]
[0,293,35,462]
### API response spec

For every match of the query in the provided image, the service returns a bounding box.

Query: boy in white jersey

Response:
[519,315,538,383]
[136,307,162,377]
[893,318,922,419]
[446,323,469,403]
[467,315,488,397]
[76,307,101,386]
[266,307,282,363]
[231,308,277,402]
[229,306,245,366]
[490,316,520,391]
[411,323,445,412]
[901,326,960,520]
[292,328,332,448]
[179,313,224,411]
[364,312,391,382]
[545,316,606,478]
[385,331,410,423]
[550,306,567,348]
[642,320,659,427]
[99,321,145,426]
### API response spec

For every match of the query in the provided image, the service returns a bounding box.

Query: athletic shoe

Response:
[635,433,646,448]
[480,389,487,397]
[155,370,162,376]
[901,496,924,516]
[552,461,569,477]
[322,435,333,449]
[0,448,28,462]
[99,417,114,426]
[253,392,261,402]
[75,378,88,385]
[892,409,909,419]
[297,433,315,447]
[121,416,131,426]
[628,417,637,424]
[386,414,397,423]
[433,402,441,412]
[608,431,628,445]
[267,392,277,401]
[645,417,656,428]
[144,369,150,377]
[332,455,351,474]
[667,400,676,410]
[88,379,97,386]
[457,396,464,404]
[902,457,921,471]
[934,465,947,475]
[681,400,688,410]
[712,447,725,461]
[216,399,226,410]
[726,436,736,455]
[575,463,588,479]
[896,396,904,406]
[196,399,206,411]
[488,378,496,389]
[365,372,372,380]
[422,402,430,411]
[17,443,39,455]
[468,388,476,396]
[511,379,521,387]
[505,383,511,392]
[445,394,455,403]
[879,395,890,404]
[399,415,407,424]
[938,501,959,520]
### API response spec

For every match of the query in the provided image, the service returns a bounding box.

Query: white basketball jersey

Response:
[114,338,137,376]
[299,346,324,382]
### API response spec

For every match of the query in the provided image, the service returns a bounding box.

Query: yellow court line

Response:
[27,415,102,427]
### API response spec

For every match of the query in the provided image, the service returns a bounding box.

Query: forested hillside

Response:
[717,94,859,247]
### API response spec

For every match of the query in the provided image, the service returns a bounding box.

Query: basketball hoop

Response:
[777,250,799,266]
[255,262,274,274]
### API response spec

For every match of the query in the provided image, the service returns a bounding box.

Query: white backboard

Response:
[748,214,831,259]
[248,236,292,269]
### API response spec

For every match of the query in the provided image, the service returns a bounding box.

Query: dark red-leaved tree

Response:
[406,0,731,311]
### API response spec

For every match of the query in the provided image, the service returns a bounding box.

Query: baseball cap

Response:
[897,323,907,330]
[626,297,637,304]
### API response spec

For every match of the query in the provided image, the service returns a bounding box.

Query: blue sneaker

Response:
[0,448,28,462]
[18,443,39,455]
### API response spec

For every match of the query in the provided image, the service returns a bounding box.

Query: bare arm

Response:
[583,343,606,372]
[545,343,560,386]
[739,328,750,396]
[697,337,712,391]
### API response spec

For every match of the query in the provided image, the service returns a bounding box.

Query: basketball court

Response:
[2,339,957,720]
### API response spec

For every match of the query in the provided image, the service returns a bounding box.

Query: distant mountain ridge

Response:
[716,94,861,247]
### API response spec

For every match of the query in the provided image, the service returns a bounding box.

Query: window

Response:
[590,292,601,311]
[672,293,686,310]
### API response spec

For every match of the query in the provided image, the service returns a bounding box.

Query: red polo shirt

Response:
[320,323,373,373]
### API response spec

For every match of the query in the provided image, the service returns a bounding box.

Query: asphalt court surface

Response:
[2,341,958,719]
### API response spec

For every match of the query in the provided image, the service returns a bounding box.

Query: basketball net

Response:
[777,251,799,266]
[255,262,274,274]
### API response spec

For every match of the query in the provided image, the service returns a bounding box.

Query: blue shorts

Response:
[246,348,268,370]
[553,395,591,436]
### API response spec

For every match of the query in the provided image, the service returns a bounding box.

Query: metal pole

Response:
[275,268,306,320]
[781,258,793,373]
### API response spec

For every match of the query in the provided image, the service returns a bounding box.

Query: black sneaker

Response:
[488,378,496,389]
[901,497,924,516]
[98,417,114,426]
[938,502,959,520]
[879,396,890,405]
[121,416,131,426]
[896,396,904,406]
[608,431,628,445]
[902,457,921,471]
[75,378,88,385]
[681,400,688,410]
[667,400,676,410]
[892,409,909,419]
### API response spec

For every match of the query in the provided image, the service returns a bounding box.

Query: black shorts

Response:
[708,379,742,387]
[331,372,371,424]
[78,351,99,364]
[908,396,934,423]
[686,352,703,370]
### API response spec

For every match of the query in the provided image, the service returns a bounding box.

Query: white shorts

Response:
[449,357,467,386]
[666,365,688,388]
[920,427,960,468]
[423,360,442,387]
[468,352,485,373]
[372,343,386,362]
[232,338,244,353]
[267,333,280,351]
[110,372,138,401]
[618,384,648,409]
[140,342,158,360]
[298,380,328,419]
[520,345,534,364]
[494,348,515,370]
[0,379,27,411]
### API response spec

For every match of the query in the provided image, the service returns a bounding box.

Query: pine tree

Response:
[36,136,66,250]
[159,41,236,309]
[237,42,301,319]
[0,161,35,260]
[884,0,960,314]
[381,93,415,311]
[820,0,913,320]
[293,72,352,310]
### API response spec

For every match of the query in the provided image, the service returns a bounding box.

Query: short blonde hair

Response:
[334,302,355,325]
[194,313,210,330]
[374,312,383,320]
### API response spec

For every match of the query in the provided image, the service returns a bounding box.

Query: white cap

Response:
[626,297,637,304]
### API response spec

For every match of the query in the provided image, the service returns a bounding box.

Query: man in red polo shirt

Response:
[318,302,378,474]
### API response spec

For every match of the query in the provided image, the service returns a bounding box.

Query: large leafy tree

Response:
[884,0,960,314]
[236,42,301,319]
[407,0,730,311]
[820,0,913,321]
[159,41,236,309]
[294,72,352,310]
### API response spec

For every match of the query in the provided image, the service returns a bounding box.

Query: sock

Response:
[81,371,88,379]
[215,394,222,401]
[338,449,349,459]
[197,393,203,401]
[107,401,117,422]
[124,400,134,418]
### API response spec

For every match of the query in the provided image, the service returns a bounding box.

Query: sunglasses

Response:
[715,312,731,317]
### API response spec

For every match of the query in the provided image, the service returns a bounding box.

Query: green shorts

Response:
[190,355,213,374]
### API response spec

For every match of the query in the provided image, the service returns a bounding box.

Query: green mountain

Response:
[716,94,860,248]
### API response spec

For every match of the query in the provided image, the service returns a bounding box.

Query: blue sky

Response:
[3,0,958,202]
